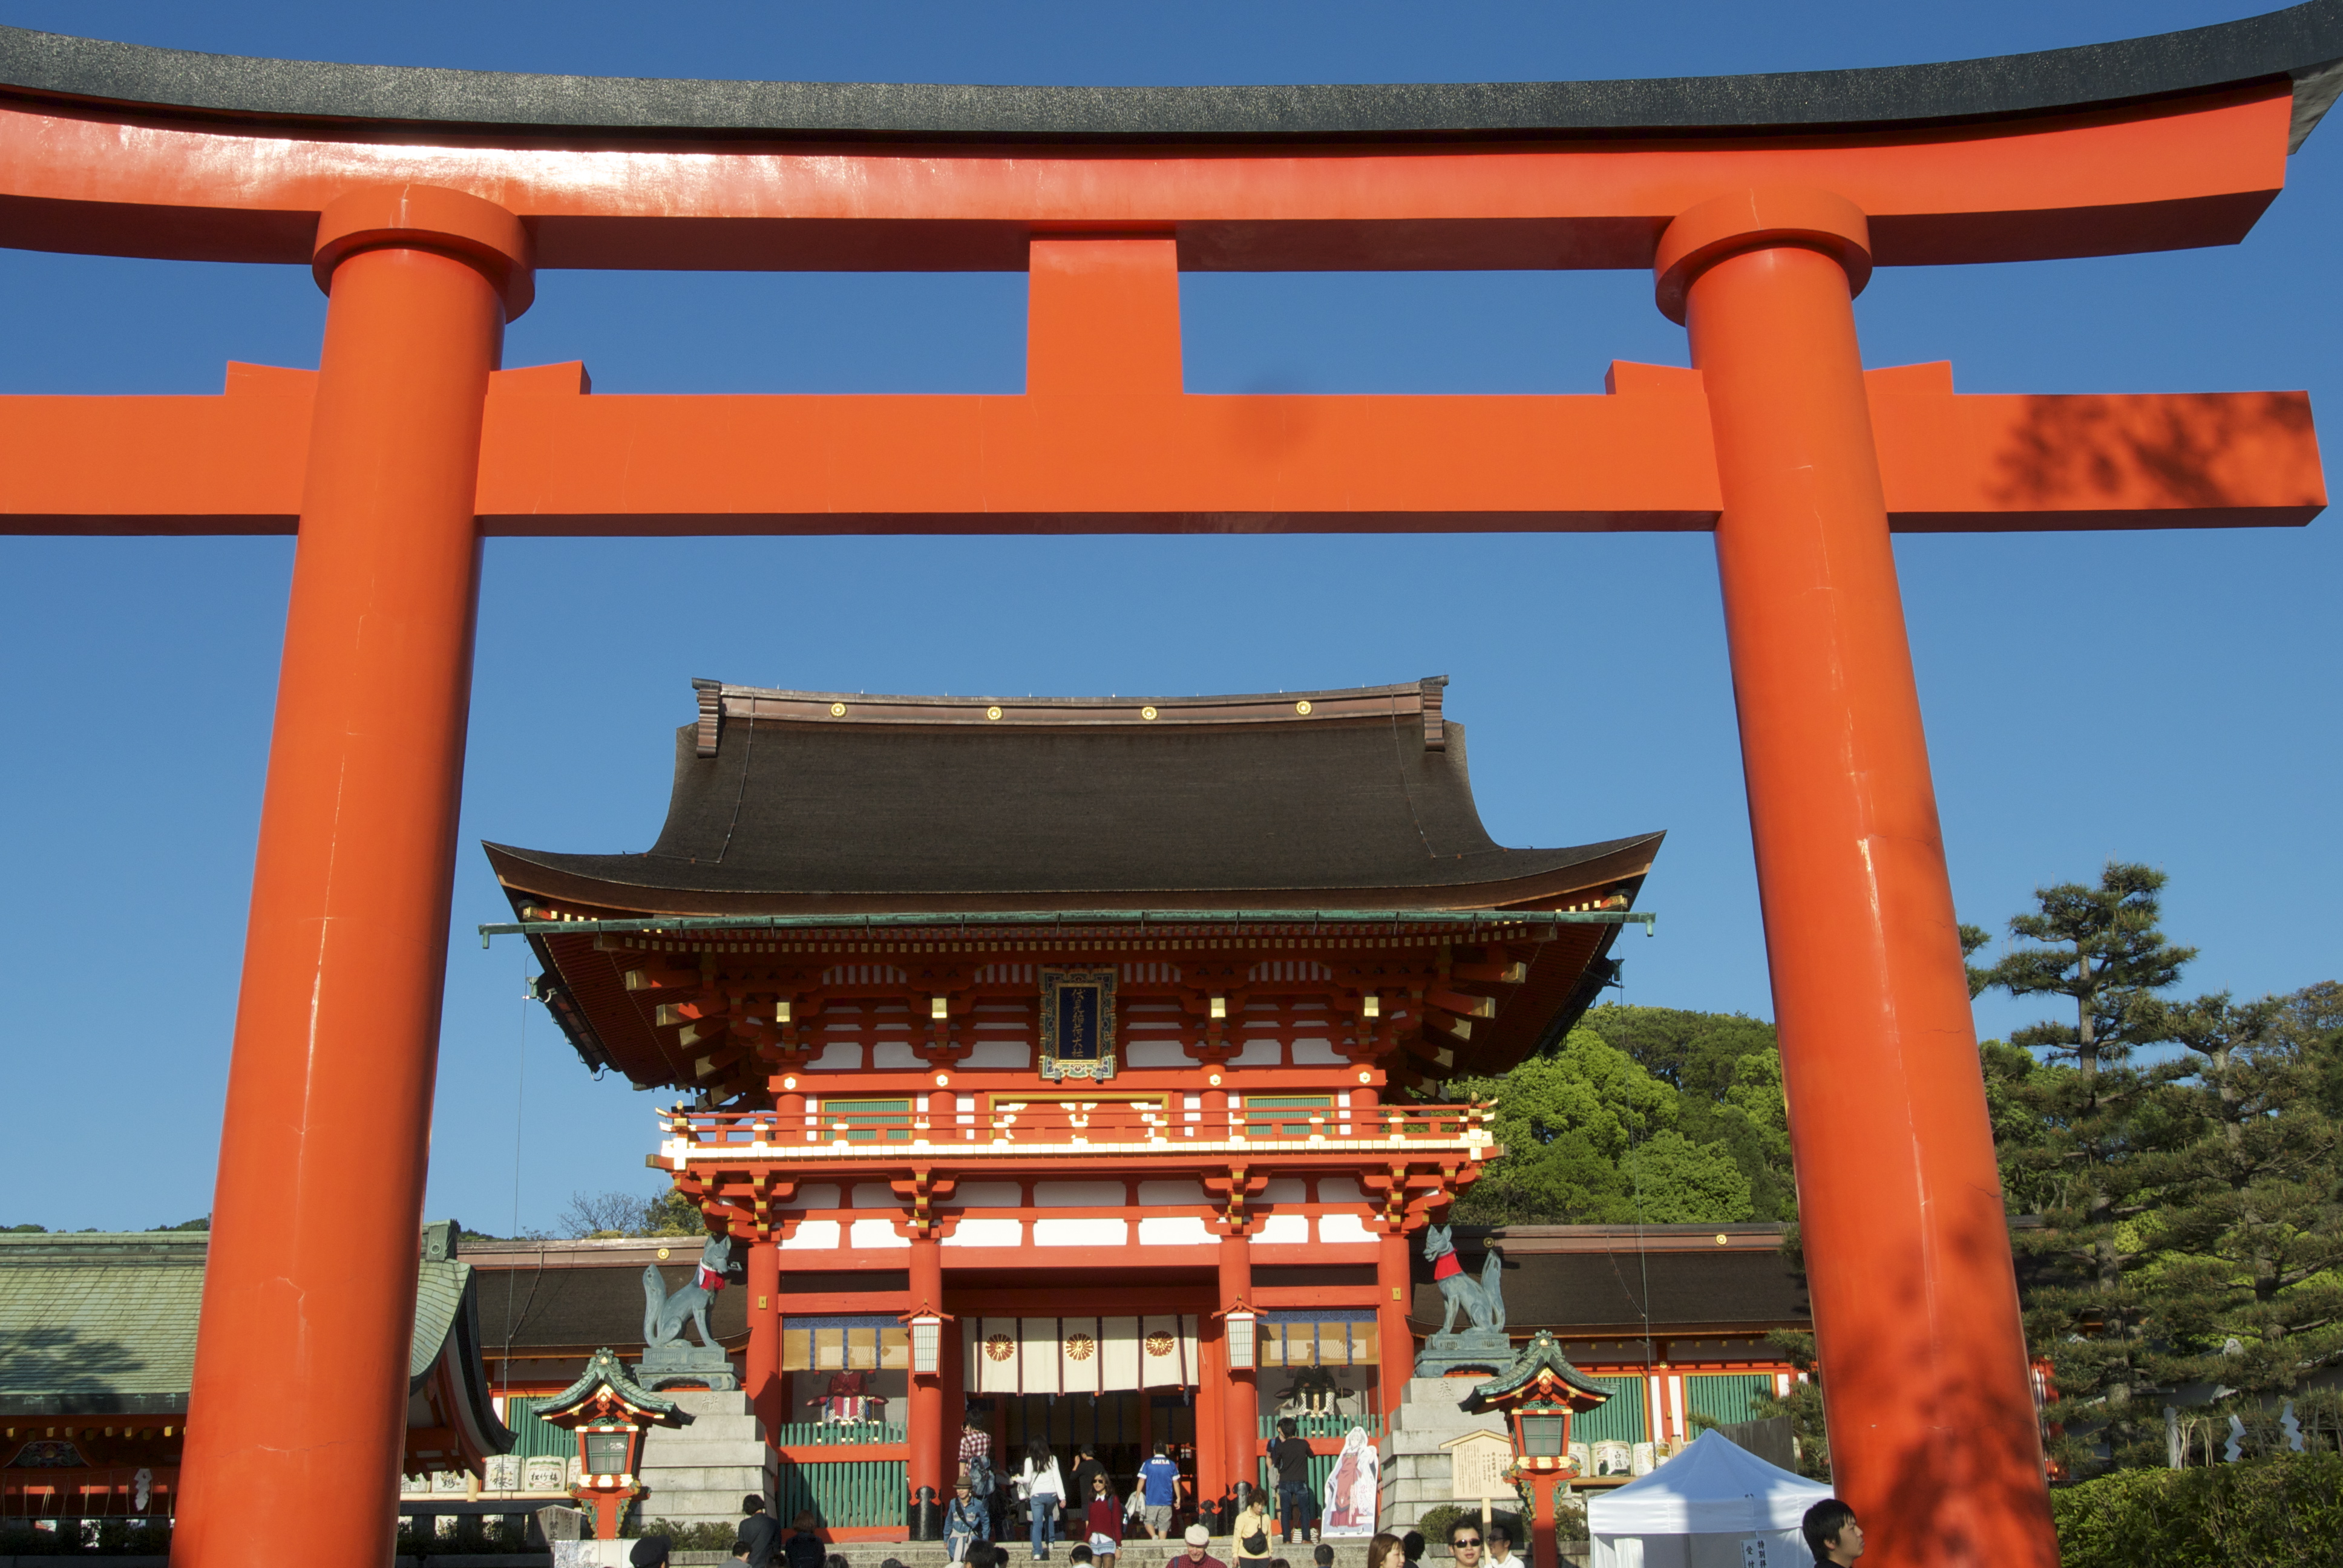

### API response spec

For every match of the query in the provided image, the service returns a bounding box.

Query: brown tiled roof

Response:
[487,678,1660,915]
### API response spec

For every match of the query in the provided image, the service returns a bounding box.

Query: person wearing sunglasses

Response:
[1446,1523,1484,1565]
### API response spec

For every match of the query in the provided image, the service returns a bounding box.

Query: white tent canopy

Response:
[1585,1430,1833,1568]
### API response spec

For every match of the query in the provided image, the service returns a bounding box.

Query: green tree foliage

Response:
[1977,862,2200,1472]
[1446,1027,1753,1226]
[1576,1005,1795,1221]
[2048,1451,2343,1568]
[1743,1328,1831,1481]
[2134,988,2343,1403]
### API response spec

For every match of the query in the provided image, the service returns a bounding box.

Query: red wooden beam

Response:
[0,360,2316,535]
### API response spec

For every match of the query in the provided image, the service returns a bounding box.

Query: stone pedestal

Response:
[1375,1376,1510,1537]
[1413,1331,1513,1379]
[639,1342,740,1393]
[635,1388,778,1535]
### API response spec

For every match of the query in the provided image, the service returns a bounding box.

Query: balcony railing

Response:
[658,1099,1495,1163]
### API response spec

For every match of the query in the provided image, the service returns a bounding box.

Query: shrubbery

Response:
[2051,1452,2343,1567]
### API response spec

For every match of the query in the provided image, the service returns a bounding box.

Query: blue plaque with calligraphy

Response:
[1038,967,1118,1081]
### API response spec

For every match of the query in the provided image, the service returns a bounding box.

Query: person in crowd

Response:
[1364,1533,1405,1568]
[1801,1500,1864,1566]
[1017,1438,1067,1560]
[1084,1469,1124,1568]
[1069,1444,1108,1511]
[1135,1442,1181,1540]
[782,1511,825,1568]
[1313,1546,1334,1568]
[1484,1524,1517,1568]
[1269,1419,1315,1543]
[1400,1532,1425,1568]
[629,1535,671,1568]
[729,1546,750,1566]
[1180,1523,1227,1568]
[1232,1486,1274,1564]
[1447,1517,1485,1568]
[736,1495,781,1568]
[948,1474,993,1564]
[1068,1549,1093,1567]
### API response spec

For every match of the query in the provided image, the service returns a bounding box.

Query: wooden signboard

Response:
[1443,1429,1514,1501]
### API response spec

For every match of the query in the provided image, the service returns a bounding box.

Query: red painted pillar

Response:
[172,185,528,1568]
[1658,186,2056,1568]
[747,1240,782,1445]
[1217,1233,1257,1501]
[908,1235,946,1516]
[1375,1230,1415,1417]
[1195,1330,1227,1512]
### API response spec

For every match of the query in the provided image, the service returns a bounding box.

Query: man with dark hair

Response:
[738,1495,781,1568]
[1800,1500,1863,1566]
[1483,1523,1516,1568]
[1446,1519,1484,1568]
[1268,1418,1314,1544]
[1136,1442,1180,1539]
[1400,1532,1424,1568]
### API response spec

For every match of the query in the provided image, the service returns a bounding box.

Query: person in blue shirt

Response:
[946,1475,992,1564]
[1135,1443,1182,1539]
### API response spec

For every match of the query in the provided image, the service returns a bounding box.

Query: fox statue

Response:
[1423,1223,1505,1334]
[643,1233,732,1350]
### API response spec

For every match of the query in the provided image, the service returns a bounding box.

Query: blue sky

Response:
[1,2,2334,1235]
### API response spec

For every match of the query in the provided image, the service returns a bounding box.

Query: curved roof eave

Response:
[1,4,2340,147]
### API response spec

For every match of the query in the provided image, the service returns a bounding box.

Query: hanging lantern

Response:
[1224,1308,1257,1371]
[909,1312,945,1375]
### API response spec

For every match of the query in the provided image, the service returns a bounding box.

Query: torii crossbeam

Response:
[4,7,2338,1567]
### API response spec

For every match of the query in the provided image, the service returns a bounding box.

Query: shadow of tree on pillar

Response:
[1821,1201,2059,1568]
[1981,391,2319,529]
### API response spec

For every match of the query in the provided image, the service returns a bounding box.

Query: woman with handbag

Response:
[1015,1439,1066,1561]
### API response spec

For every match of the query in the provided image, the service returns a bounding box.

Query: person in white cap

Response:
[1181,1524,1227,1568]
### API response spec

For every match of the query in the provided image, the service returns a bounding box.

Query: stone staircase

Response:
[635,1390,782,1536]
[1375,1376,1507,1538]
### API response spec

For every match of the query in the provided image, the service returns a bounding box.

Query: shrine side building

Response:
[490,677,1761,1528]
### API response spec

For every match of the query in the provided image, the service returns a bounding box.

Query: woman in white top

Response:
[1017,1439,1066,1561]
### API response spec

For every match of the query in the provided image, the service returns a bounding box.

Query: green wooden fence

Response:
[1570,1377,1648,1445]
[772,1422,905,1446]
[775,1457,906,1529]
[1684,1374,1775,1428]
[1256,1413,1386,1440]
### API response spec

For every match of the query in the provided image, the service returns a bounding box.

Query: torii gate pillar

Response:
[171,187,529,1568]
[1665,189,2051,1559]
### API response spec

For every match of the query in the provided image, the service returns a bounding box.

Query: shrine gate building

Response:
[490,676,1659,1514]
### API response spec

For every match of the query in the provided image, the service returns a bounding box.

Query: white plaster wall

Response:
[1254,1214,1310,1244]
[942,1218,1024,1247]
[1035,1217,1128,1246]
[1138,1217,1213,1245]
[847,1218,909,1249]
[1035,1180,1124,1207]
[1136,1180,1207,1206]
[1317,1214,1373,1244]
[779,1220,841,1251]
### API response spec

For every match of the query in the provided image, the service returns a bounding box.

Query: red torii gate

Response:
[1,8,2335,1567]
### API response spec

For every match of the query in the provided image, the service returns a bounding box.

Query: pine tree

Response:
[2136,987,2343,1408]
[1978,861,2197,1472]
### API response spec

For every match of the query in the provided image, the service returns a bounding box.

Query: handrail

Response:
[660,1099,1495,1154]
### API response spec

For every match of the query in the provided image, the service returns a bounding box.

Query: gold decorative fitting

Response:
[829,702,848,717]
[1714,1233,1730,1246]
[656,1247,670,1259]
[1295,700,1312,714]
[1141,705,1158,720]
[986,705,1003,720]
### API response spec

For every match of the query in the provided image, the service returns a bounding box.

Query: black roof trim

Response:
[1,5,2340,146]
